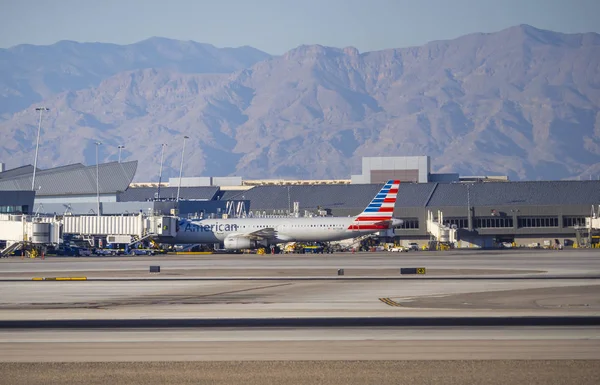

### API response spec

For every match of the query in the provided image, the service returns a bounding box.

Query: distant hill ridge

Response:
[0,24,598,182]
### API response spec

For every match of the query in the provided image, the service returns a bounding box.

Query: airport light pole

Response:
[31,107,49,191]
[466,183,472,231]
[157,143,167,200]
[95,141,102,216]
[176,136,189,203]
[117,145,125,163]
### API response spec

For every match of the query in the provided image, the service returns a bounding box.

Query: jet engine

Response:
[223,237,256,250]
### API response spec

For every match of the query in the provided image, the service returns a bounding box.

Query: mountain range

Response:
[0,25,599,182]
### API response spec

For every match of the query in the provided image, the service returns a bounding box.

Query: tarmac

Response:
[1,249,599,384]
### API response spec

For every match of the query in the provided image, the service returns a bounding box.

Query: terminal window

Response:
[444,218,468,228]
[563,216,586,227]
[474,217,514,228]
[398,218,419,229]
[517,216,559,228]
[0,205,27,214]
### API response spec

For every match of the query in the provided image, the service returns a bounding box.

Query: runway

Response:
[2,249,599,277]
[1,278,599,319]
[1,250,599,320]
[2,326,599,383]
[1,327,599,361]
[1,250,599,383]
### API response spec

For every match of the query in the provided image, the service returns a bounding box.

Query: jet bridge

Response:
[61,214,178,239]
[426,210,457,249]
[0,214,61,257]
[576,205,600,248]
[1,213,179,257]
[587,205,600,230]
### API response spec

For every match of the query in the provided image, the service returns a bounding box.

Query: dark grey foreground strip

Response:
[1,316,599,329]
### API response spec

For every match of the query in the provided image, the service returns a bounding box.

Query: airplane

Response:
[159,180,403,250]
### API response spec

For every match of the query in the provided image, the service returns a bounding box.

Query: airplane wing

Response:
[232,227,277,240]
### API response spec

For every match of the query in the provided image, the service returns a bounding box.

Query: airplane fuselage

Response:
[156,179,401,250]
[169,216,384,245]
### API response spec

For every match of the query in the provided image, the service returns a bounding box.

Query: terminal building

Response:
[0,190,35,215]
[1,156,599,248]
[0,161,246,218]
[222,180,600,248]
[351,156,509,184]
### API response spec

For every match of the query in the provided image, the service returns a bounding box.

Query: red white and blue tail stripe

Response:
[348,180,400,230]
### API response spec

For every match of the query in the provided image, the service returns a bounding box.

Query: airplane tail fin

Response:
[348,180,400,230]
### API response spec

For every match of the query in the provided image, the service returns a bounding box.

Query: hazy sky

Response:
[1,0,598,54]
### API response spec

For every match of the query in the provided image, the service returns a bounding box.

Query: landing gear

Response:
[322,242,334,254]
